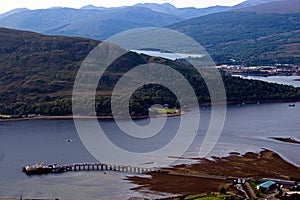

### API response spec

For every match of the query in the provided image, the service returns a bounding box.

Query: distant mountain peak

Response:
[80,4,123,11]
[134,2,177,14]
[233,0,300,13]
[232,0,281,9]
[135,2,176,8]
[0,8,29,19]
[49,6,63,9]
[4,7,28,12]
[81,5,98,9]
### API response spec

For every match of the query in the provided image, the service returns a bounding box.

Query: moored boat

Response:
[22,161,65,175]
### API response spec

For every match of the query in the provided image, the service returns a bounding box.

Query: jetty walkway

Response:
[61,163,158,174]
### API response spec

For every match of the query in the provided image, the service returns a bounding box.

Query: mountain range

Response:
[0,0,281,41]
[0,7,183,40]
[0,0,299,66]
[0,3,231,40]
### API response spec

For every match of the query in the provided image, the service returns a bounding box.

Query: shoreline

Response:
[126,149,300,195]
[0,111,186,123]
[0,99,298,123]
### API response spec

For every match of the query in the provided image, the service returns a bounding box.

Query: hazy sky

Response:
[0,0,245,14]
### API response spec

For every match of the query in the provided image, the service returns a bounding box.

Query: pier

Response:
[63,163,157,174]
[22,162,160,175]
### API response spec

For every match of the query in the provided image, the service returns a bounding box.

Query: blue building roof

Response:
[258,181,276,188]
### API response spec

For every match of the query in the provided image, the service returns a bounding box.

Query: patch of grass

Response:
[248,180,266,198]
[0,114,11,118]
[185,194,231,200]
[154,108,178,114]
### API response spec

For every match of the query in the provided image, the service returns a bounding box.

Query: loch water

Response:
[0,101,299,199]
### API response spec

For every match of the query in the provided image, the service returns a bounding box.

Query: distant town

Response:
[218,64,300,77]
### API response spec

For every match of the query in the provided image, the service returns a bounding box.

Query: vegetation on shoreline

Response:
[1,28,300,117]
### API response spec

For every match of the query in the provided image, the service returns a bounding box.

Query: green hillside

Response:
[1,28,300,117]
[168,11,300,65]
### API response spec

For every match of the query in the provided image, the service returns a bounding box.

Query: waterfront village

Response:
[217,64,300,76]
[231,178,300,200]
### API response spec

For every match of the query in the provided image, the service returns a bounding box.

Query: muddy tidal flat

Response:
[127,150,300,195]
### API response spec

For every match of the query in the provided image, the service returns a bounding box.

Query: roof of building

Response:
[258,181,276,188]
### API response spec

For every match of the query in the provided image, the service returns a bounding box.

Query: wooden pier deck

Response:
[62,163,157,174]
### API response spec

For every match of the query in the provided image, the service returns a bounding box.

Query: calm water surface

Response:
[234,75,300,87]
[0,102,299,199]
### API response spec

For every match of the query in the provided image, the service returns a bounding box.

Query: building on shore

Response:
[257,181,276,192]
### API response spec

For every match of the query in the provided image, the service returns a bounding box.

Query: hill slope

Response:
[0,28,99,100]
[1,28,300,116]
[235,0,300,13]
[0,7,182,40]
[168,0,300,65]
[231,0,279,9]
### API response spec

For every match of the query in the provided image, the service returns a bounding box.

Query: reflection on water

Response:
[132,50,204,60]
[0,102,299,199]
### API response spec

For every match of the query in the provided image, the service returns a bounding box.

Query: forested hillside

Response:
[168,11,300,65]
[1,28,300,117]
